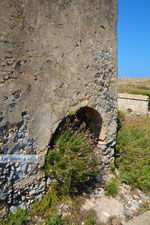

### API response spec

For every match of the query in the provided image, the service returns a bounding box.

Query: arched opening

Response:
[76,107,103,139]
[127,108,132,114]
[45,107,103,194]
[49,106,103,148]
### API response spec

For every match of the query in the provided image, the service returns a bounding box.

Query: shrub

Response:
[115,117,150,192]
[45,125,99,195]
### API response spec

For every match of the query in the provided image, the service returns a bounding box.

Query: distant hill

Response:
[118,78,150,93]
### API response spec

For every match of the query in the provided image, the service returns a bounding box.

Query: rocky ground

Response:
[123,211,150,225]
[27,182,150,225]
[81,183,150,225]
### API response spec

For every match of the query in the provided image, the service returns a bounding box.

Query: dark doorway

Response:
[49,106,103,148]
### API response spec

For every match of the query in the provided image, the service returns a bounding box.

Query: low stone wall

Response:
[118,93,148,116]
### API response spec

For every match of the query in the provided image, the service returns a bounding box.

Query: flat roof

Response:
[118,93,148,101]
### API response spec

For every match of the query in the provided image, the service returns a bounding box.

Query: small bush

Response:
[45,125,99,195]
[117,110,126,119]
[105,180,118,197]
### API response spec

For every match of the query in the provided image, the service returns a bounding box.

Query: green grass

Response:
[30,182,62,217]
[45,214,64,225]
[115,117,150,193]
[105,179,119,197]
[0,207,28,225]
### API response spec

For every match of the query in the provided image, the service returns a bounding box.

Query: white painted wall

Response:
[118,98,148,115]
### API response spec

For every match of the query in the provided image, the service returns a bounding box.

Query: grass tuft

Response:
[105,179,119,197]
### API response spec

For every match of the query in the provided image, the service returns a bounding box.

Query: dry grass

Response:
[118,78,150,93]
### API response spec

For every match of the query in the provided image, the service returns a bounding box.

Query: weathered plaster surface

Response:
[0,0,117,217]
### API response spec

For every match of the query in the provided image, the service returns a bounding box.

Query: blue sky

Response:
[118,0,150,78]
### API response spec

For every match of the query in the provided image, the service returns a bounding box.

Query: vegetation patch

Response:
[0,207,28,225]
[115,117,150,193]
[105,179,119,197]
[45,119,99,196]
[45,214,64,225]
[30,182,63,217]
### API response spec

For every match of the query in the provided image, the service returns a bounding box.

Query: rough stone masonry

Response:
[0,0,118,217]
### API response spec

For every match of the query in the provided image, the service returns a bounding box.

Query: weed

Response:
[84,212,97,225]
[105,180,118,197]
[30,117,100,219]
